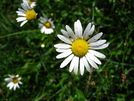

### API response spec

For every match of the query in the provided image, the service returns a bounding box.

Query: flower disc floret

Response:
[72,39,89,57]
[44,22,51,28]
[26,10,37,20]
[28,0,33,4]
[12,77,19,83]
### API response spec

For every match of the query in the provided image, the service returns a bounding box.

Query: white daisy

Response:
[54,20,109,75]
[16,1,37,27]
[39,16,55,34]
[5,74,22,90]
[23,0,36,8]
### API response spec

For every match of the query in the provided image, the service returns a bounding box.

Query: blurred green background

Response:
[0,0,134,101]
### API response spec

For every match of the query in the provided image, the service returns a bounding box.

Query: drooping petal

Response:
[60,54,74,68]
[88,50,106,58]
[74,20,83,38]
[57,34,72,44]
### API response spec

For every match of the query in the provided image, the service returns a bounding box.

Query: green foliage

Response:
[0,0,134,101]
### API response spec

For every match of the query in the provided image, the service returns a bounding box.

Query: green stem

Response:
[0,30,39,39]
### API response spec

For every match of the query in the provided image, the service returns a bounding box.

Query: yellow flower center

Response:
[71,39,89,57]
[28,0,33,4]
[44,22,51,28]
[26,10,37,20]
[12,77,19,84]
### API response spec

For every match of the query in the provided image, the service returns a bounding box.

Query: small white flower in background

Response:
[16,0,37,27]
[41,43,45,48]
[54,20,109,75]
[5,75,22,90]
[39,16,55,34]
[23,0,36,8]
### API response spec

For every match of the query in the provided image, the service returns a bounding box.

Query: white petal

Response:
[88,25,95,36]
[65,25,76,39]
[56,49,72,59]
[83,23,91,39]
[74,20,83,38]
[89,40,106,47]
[89,50,106,58]
[61,29,69,37]
[80,58,85,75]
[90,43,109,50]
[41,27,46,33]
[4,78,11,82]
[18,8,26,13]
[16,11,26,16]
[54,43,71,49]
[44,28,54,34]
[7,82,14,90]
[16,75,19,77]
[60,54,74,68]
[16,17,26,22]
[57,34,72,44]
[69,56,78,73]
[13,84,17,90]
[19,81,23,84]
[73,57,79,75]
[87,53,101,64]
[56,48,68,53]
[21,2,31,11]
[88,32,103,42]
[85,54,99,69]
[20,20,28,27]
[81,56,91,72]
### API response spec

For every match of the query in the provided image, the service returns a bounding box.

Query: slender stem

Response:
[86,68,93,92]
[0,30,39,39]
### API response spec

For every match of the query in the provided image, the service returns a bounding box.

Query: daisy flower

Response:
[54,20,109,75]
[23,0,36,8]
[39,16,55,34]
[16,1,37,27]
[4,75,22,90]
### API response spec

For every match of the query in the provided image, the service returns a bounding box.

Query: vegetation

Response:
[0,0,134,100]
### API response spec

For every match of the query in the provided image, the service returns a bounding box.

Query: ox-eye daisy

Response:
[54,20,109,75]
[39,16,55,34]
[16,1,37,27]
[23,0,36,8]
[5,75,22,90]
